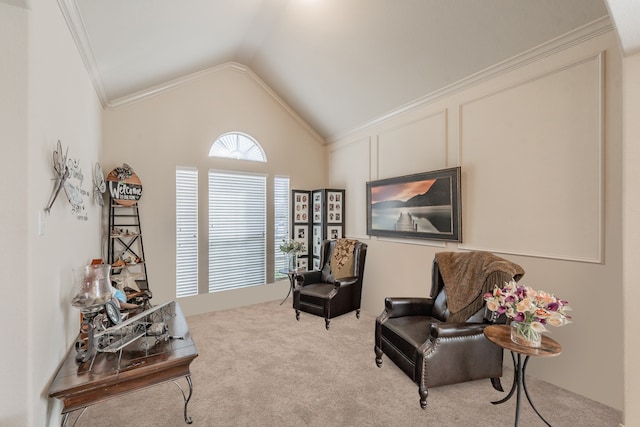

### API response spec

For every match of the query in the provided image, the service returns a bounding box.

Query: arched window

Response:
[209,132,266,162]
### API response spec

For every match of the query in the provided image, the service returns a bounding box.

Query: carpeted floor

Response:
[67,300,622,426]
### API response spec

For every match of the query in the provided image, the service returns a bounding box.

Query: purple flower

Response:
[513,312,526,322]
[547,302,559,311]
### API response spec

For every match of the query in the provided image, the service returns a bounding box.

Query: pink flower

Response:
[483,281,572,331]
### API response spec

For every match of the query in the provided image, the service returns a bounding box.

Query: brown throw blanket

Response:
[435,251,525,323]
[331,239,357,279]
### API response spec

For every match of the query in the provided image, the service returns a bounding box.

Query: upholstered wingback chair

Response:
[293,239,367,330]
[374,251,524,409]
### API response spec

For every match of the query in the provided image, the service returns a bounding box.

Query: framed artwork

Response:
[293,191,309,223]
[328,225,343,240]
[313,191,322,223]
[366,167,461,241]
[293,225,309,255]
[297,257,308,271]
[327,191,342,223]
[313,225,322,257]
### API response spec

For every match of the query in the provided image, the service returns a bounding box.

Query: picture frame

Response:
[292,190,310,224]
[366,167,461,241]
[328,225,343,240]
[293,225,309,255]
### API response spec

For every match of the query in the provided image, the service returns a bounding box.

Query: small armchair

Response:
[293,239,367,330]
[374,251,524,409]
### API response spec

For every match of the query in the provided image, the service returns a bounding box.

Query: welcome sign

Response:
[106,164,142,206]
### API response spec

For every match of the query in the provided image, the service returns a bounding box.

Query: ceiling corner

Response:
[605,0,640,56]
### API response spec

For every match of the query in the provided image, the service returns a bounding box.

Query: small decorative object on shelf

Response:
[279,238,304,271]
[484,280,572,348]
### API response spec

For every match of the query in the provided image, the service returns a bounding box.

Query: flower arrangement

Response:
[484,280,572,346]
[279,238,304,254]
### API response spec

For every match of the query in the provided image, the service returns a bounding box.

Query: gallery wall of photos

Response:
[292,188,345,271]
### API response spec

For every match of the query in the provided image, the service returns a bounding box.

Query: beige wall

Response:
[622,51,640,427]
[102,65,327,316]
[328,29,624,411]
[0,1,105,426]
[0,3,29,425]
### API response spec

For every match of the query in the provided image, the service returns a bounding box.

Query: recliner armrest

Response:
[384,297,434,318]
[296,270,321,286]
[429,322,487,339]
[334,276,357,287]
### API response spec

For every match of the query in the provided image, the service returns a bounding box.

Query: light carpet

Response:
[67,300,622,426]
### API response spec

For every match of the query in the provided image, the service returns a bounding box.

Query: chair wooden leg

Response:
[295,310,300,321]
[356,309,361,319]
[419,386,428,410]
[325,318,330,330]
[490,377,504,392]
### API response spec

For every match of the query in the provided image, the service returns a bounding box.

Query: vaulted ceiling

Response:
[63,0,609,141]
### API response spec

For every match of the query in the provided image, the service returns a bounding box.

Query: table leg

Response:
[522,357,553,426]
[60,407,88,427]
[491,352,518,405]
[515,354,523,427]
[491,351,553,427]
[60,412,70,427]
[173,375,194,424]
[279,274,295,305]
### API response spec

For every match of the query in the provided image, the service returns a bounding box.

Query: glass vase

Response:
[289,252,298,272]
[510,321,542,348]
[71,264,113,310]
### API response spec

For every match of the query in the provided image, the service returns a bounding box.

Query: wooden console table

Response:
[48,301,198,426]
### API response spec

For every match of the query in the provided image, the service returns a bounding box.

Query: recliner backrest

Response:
[318,239,367,283]
[430,258,491,323]
[430,260,449,321]
[320,240,336,283]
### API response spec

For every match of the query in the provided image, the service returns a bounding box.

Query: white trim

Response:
[57,0,109,107]
[325,17,613,145]
[456,53,605,264]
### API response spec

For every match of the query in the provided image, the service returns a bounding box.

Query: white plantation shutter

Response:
[209,132,267,162]
[176,167,198,297]
[209,170,266,292]
[274,176,290,279]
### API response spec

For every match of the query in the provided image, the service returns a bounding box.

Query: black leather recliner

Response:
[293,239,367,330]
[374,252,524,409]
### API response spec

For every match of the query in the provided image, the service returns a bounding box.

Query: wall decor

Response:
[366,167,461,241]
[93,163,106,206]
[45,140,69,213]
[64,155,89,221]
[44,140,89,220]
[106,163,143,206]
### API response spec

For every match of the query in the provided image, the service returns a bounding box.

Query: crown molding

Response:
[57,0,109,108]
[325,16,613,145]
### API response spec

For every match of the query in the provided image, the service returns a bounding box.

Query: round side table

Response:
[484,324,562,427]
